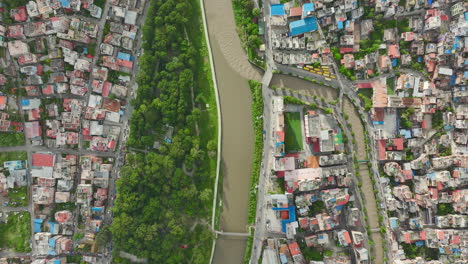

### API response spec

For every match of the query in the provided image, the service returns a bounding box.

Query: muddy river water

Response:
[203,0,262,262]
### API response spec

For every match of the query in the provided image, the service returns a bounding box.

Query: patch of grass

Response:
[0,212,31,252]
[7,187,28,207]
[0,151,27,164]
[285,112,303,152]
[358,88,373,111]
[0,133,25,147]
[386,77,395,95]
[437,203,455,216]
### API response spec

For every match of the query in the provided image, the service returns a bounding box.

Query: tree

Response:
[247,35,262,49]
[252,7,260,17]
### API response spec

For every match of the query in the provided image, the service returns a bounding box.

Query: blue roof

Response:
[92,207,103,211]
[427,0,433,4]
[49,250,56,256]
[59,0,70,8]
[49,237,56,247]
[415,241,424,247]
[270,4,285,16]
[464,71,468,78]
[373,121,384,125]
[117,52,133,61]
[280,254,288,264]
[34,219,43,233]
[337,21,344,29]
[399,129,412,139]
[302,3,314,17]
[390,218,398,228]
[49,221,56,234]
[392,58,398,67]
[289,16,318,36]
[465,12,468,21]
[54,260,61,264]
[21,99,30,106]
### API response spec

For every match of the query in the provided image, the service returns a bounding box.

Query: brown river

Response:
[204,0,262,262]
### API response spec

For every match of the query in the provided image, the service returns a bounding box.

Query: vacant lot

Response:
[0,211,31,252]
[285,112,303,153]
[0,151,27,164]
[0,133,25,147]
[8,187,28,207]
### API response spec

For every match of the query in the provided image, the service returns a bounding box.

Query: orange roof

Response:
[0,95,6,105]
[306,156,319,168]
[372,80,388,108]
[289,7,302,17]
[343,231,352,244]
[288,242,301,256]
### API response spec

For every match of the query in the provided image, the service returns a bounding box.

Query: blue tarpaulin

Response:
[415,241,424,247]
[289,17,318,36]
[92,207,103,211]
[392,58,398,67]
[270,4,285,16]
[373,121,384,125]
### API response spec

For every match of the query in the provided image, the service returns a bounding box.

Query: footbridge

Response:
[214,231,251,237]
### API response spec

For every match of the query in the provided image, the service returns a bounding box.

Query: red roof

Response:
[32,153,54,167]
[340,47,354,53]
[404,233,411,243]
[13,6,27,22]
[378,139,386,160]
[102,82,112,97]
[288,242,301,256]
[343,231,352,244]
[357,82,373,89]
[280,210,289,219]
[420,231,427,240]
[393,138,404,151]
[289,7,302,17]
[276,131,285,142]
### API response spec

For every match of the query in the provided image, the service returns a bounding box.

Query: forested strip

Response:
[110,0,217,263]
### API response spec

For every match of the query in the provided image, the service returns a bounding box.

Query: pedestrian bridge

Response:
[214,231,251,237]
